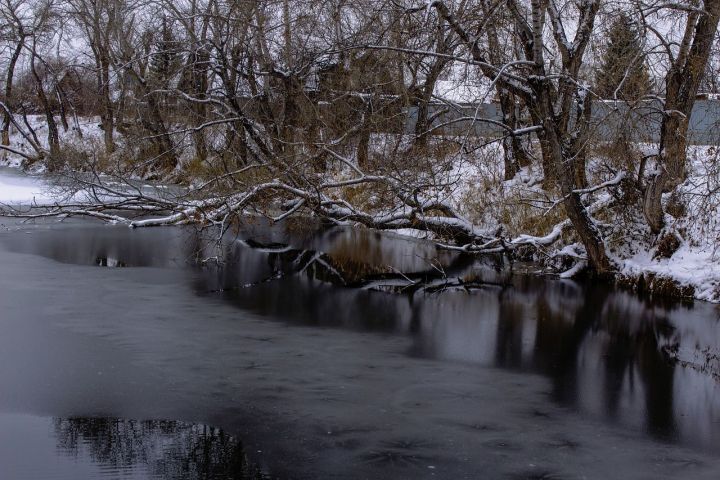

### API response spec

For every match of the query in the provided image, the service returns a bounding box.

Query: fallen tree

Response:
[0,150,627,280]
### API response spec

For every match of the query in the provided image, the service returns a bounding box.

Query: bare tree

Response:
[0,0,30,150]
[425,0,612,273]
[0,0,62,164]
[4,0,720,282]
[638,0,720,233]
[66,0,117,154]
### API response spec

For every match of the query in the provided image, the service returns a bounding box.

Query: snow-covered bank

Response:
[389,140,720,303]
[620,246,720,302]
[614,145,720,302]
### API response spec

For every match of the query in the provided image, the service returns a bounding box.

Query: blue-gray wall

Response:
[404,100,720,145]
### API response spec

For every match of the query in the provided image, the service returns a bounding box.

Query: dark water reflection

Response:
[0,414,261,479]
[1,218,719,478]
[212,263,718,447]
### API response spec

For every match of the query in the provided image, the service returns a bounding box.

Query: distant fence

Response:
[404,99,720,145]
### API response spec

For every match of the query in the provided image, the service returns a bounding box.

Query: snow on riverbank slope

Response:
[621,245,720,302]
[0,115,104,169]
[623,146,720,303]
[397,141,720,303]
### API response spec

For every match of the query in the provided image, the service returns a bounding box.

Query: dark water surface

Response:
[0,217,719,479]
[0,414,259,479]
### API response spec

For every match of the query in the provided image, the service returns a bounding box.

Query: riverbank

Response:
[1,155,719,303]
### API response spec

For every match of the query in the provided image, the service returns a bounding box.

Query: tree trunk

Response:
[357,100,373,169]
[357,131,370,169]
[56,85,70,132]
[99,55,115,155]
[499,92,531,180]
[31,49,61,163]
[643,112,689,233]
[413,61,446,149]
[570,89,593,189]
[187,47,210,163]
[126,67,177,171]
[643,0,720,233]
[536,128,558,189]
[483,0,531,181]
[555,139,611,274]
[537,92,611,274]
[2,38,23,148]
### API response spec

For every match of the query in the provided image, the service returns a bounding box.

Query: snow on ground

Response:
[0,168,54,204]
[621,245,720,302]
[641,146,720,302]
[0,115,105,169]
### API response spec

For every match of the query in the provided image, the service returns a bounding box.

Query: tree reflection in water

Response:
[207,240,719,449]
[53,417,267,479]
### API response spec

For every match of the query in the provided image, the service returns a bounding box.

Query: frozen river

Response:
[0,167,719,479]
[0,166,54,204]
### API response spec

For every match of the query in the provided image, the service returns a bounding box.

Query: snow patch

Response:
[619,244,720,302]
[0,168,54,204]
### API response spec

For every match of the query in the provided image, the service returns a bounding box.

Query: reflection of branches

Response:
[204,237,509,296]
[53,417,266,479]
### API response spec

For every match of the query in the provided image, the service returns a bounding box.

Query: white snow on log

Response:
[511,221,569,247]
[559,260,587,279]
